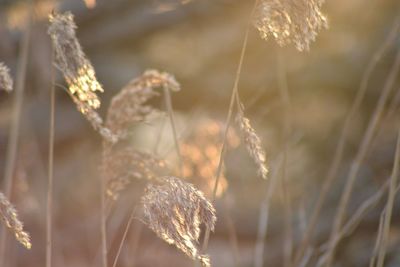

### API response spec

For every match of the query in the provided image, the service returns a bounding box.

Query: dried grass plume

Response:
[106,69,180,138]
[253,0,328,51]
[48,11,103,109]
[0,192,31,249]
[141,176,216,267]
[48,11,116,143]
[105,146,168,201]
[236,109,268,179]
[0,63,13,93]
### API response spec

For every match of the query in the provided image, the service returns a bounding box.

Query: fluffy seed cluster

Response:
[106,69,180,138]
[0,192,31,249]
[105,146,168,201]
[103,69,180,201]
[236,109,268,179]
[253,0,328,51]
[48,11,103,109]
[0,62,13,93]
[48,12,117,143]
[141,176,216,267]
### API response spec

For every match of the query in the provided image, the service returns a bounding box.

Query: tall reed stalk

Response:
[323,37,400,267]
[254,155,283,267]
[201,1,257,249]
[276,51,293,267]
[0,2,32,264]
[293,16,400,265]
[46,48,55,267]
[375,125,400,267]
[163,87,183,176]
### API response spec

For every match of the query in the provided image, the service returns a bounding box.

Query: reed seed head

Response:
[141,176,216,267]
[48,11,103,110]
[105,146,168,201]
[48,11,117,143]
[236,109,268,179]
[253,0,328,51]
[0,62,13,93]
[106,69,180,138]
[0,192,31,249]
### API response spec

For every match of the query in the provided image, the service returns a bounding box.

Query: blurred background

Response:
[0,0,400,266]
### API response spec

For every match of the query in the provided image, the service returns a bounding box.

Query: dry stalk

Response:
[317,179,389,264]
[203,0,259,251]
[254,155,283,267]
[276,50,293,267]
[163,86,183,176]
[111,207,136,267]
[375,126,400,267]
[48,11,111,267]
[0,3,32,264]
[293,16,400,264]
[46,48,55,267]
[322,43,400,267]
[369,211,386,267]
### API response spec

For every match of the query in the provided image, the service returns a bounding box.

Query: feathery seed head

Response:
[48,11,103,110]
[141,176,216,267]
[48,11,117,143]
[236,110,269,179]
[105,147,168,201]
[106,69,180,138]
[0,192,31,249]
[253,0,328,51]
[0,63,13,93]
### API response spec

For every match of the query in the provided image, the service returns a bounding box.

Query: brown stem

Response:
[323,36,400,267]
[293,16,400,265]
[277,50,293,267]
[163,87,183,176]
[0,2,32,264]
[202,1,261,252]
[376,125,400,267]
[112,208,136,267]
[46,48,56,267]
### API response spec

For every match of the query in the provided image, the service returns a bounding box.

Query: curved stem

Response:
[163,87,183,176]
[293,16,400,265]
[0,2,32,264]
[323,36,400,267]
[202,24,251,252]
[202,0,259,253]
[376,125,400,267]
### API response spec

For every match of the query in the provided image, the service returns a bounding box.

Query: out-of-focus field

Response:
[0,0,400,266]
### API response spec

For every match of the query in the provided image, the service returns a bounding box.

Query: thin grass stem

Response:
[294,16,400,264]
[277,50,293,267]
[163,87,183,176]
[323,42,400,267]
[0,3,32,264]
[112,208,136,267]
[46,48,56,267]
[202,0,260,252]
[375,125,400,267]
